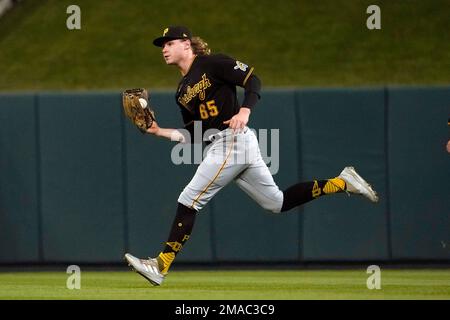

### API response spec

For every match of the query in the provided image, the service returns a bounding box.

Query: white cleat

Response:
[124,253,165,286]
[338,166,379,203]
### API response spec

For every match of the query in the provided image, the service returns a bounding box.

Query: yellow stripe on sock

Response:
[158,252,175,275]
[323,178,346,194]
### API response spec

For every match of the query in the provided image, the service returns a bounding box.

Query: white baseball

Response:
[139,98,147,108]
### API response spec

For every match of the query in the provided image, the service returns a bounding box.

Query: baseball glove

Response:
[122,88,156,134]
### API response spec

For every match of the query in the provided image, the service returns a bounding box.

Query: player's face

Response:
[161,39,190,65]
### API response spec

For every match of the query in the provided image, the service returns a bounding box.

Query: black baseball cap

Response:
[153,26,192,47]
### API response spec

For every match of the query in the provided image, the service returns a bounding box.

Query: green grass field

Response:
[1,269,449,300]
[0,0,449,90]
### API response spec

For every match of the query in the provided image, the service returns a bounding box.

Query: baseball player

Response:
[125,26,379,286]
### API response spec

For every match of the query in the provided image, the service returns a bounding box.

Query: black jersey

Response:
[175,54,254,139]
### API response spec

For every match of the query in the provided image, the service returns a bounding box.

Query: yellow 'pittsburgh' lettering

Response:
[178,74,211,106]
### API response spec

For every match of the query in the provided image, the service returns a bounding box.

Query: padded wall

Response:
[388,87,450,260]
[298,88,389,261]
[38,93,125,262]
[0,87,448,263]
[0,94,40,262]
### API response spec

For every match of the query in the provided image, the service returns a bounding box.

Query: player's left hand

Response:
[223,107,251,131]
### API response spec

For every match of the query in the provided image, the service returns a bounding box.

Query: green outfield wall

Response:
[0,87,449,264]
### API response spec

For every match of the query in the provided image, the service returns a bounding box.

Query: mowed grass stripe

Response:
[0,269,449,300]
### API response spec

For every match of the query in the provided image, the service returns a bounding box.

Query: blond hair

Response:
[190,36,211,56]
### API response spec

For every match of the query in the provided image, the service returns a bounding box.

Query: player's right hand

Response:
[223,107,250,131]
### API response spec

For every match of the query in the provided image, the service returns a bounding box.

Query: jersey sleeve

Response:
[211,54,255,87]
